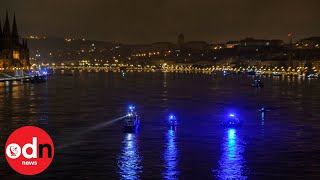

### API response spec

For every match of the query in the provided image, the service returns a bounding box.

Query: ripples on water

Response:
[118,133,142,180]
[0,71,320,179]
[163,126,179,180]
[213,128,248,180]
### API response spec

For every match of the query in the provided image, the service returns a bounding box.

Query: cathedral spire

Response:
[12,12,19,46]
[3,9,11,37]
[3,10,12,49]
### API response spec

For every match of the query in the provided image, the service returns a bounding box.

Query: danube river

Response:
[0,71,320,179]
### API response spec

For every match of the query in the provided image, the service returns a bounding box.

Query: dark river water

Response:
[1,71,320,179]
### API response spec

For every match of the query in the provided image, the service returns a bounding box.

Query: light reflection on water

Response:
[163,126,179,180]
[39,81,49,130]
[117,133,142,180]
[214,128,248,180]
[261,111,265,137]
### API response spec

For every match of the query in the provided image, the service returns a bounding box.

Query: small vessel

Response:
[123,105,140,132]
[251,79,264,87]
[223,70,230,75]
[221,114,242,127]
[167,114,178,126]
[259,107,270,112]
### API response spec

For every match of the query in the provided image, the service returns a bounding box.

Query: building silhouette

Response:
[0,11,30,70]
[177,33,184,49]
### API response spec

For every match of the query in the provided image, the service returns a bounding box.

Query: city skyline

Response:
[2,0,320,44]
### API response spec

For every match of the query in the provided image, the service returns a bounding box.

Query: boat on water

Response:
[251,79,264,87]
[123,105,140,132]
[221,114,242,128]
[259,107,270,112]
[167,114,178,126]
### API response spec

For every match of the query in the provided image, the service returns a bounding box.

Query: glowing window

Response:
[13,50,20,59]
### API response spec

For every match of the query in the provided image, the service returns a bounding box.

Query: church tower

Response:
[3,10,11,49]
[1,10,13,69]
[12,12,21,67]
[0,10,30,70]
[12,13,19,47]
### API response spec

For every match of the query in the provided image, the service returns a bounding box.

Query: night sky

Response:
[2,0,320,44]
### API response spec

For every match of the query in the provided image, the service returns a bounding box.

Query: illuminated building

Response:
[0,11,30,70]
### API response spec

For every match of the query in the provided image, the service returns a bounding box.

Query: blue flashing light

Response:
[229,114,235,117]
[128,105,135,110]
[169,114,176,122]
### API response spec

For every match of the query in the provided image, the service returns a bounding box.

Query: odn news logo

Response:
[5,126,54,175]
